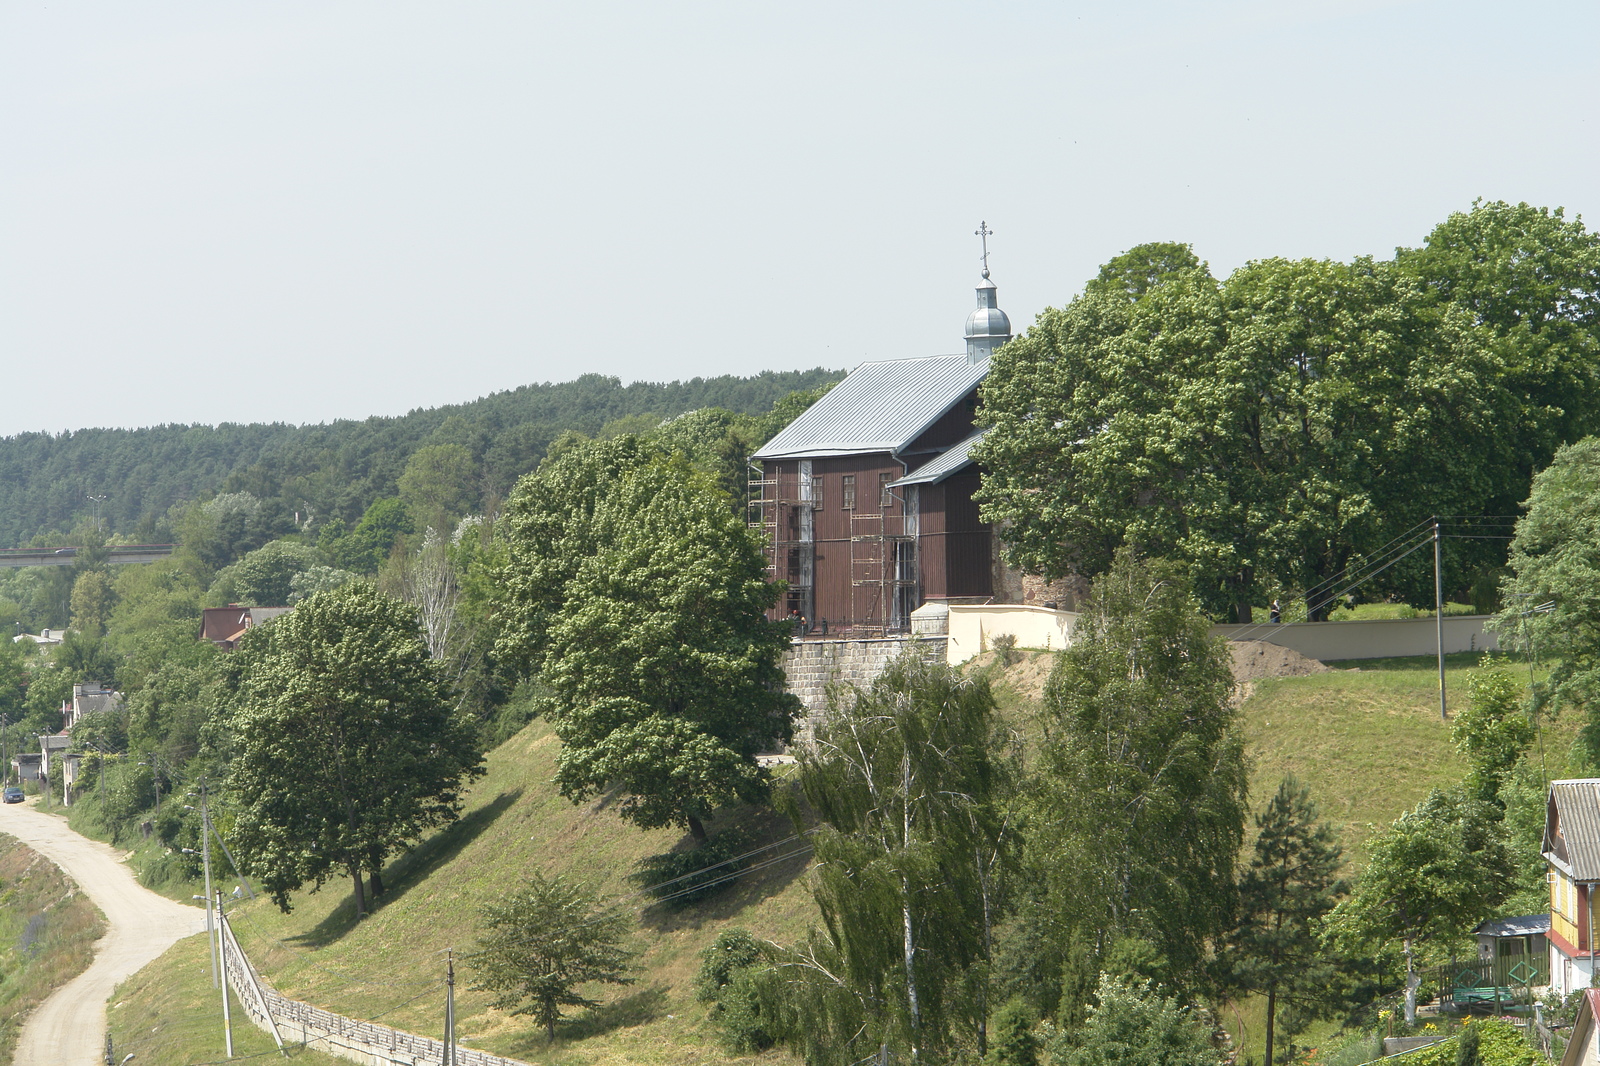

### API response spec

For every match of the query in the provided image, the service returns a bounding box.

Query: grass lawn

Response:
[106,932,346,1066]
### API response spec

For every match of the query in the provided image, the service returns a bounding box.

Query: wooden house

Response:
[750,270,1014,634]
[1545,779,1600,994]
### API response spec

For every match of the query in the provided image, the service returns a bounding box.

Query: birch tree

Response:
[774,656,1016,1064]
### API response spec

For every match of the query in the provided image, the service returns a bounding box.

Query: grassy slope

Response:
[225,721,812,1065]
[0,833,105,1066]
[106,933,347,1066]
[111,647,1580,1065]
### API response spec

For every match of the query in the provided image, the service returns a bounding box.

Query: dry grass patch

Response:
[0,833,104,1066]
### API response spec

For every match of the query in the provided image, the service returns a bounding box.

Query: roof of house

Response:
[200,605,293,645]
[753,354,987,460]
[1475,913,1550,938]
[891,428,988,487]
[1546,779,1600,879]
[1562,989,1600,1066]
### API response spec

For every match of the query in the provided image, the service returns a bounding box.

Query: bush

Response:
[696,928,774,1053]
[632,830,750,909]
[992,632,1020,666]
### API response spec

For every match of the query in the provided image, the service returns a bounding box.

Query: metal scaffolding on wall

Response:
[748,463,814,624]
[850,509,915,636]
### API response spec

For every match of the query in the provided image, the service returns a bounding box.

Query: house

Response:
[12,627,66,646]
[750,262,1076,635]
[61,681,122,731]
[1544,779,1600,993]
[200,605,293,649]
[1562,988,1600,1066]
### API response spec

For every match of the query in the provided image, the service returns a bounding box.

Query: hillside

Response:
[101,647,1570,1065]
[0,367,844,546]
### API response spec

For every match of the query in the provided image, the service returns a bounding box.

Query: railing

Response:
[218,909,532,1066]
[1433,955,1550,1011]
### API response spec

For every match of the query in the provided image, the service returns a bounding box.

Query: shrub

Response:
[632,830,750,909]
[695,928,774,1053]
[992,632,1020,666]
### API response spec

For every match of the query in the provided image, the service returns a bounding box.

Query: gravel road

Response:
[4,799,204,1065]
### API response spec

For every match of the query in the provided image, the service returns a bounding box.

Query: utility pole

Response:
[444,950,456,1066]
[217,888,234,1059]
[202,783,218,987]
[1434,517,1448,721]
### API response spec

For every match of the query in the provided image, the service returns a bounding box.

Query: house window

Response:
[880,472,895,509]
[842,475,856,510]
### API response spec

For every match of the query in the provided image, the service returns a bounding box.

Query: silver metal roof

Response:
[1475,913,1550,938]
[1547,780,1600,880]
[753,354,987,460]
[891,428,989,487]
[965,306,1012,339]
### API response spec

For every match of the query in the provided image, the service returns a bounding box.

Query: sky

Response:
[2,1,1595,436]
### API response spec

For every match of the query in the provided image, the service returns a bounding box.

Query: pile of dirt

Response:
[1229,640,1329,684]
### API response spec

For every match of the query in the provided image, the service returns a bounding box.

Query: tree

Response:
[468,872,634,1042]
[773,656,1015,1064]
[976,206,1600,622]
[1055,975,1221,1066]
[537,457,798,841]
[1324,788,1514,1025]
[214,539,323,607]
[69,569,115,637]
[493,433,658,680]
[1493,437,1600,766]
[227,582,483,916]
[1452,657,1534,804]
[399,443,478,530]
[1030,551,1246,994]
[1224,777,1346,1066]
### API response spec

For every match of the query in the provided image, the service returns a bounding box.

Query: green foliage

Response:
[1082,241,1206,302]
[1052,974,1221,1066]
[288,564,355,604]
[1384,1020,1537,1066]
[1452,657,1534,803]
[775,656,1015,1064]
[213,539,324,606]
[227,582,484,915]
[977,202,1600,621]
[467,872,635,1042]
[1030,551,1246,994]
[324,497,413,574]
[1494,436,1600,768]
[991,631,1019,666]
[511,446,799,838]
[398,443,478,530]
[0,369,843,549]
[633,830,751,908]
[1224,777,1346,1066]
[986,997,1040,1066]
[1325,787,1514,957]
[696,928,776,1053]
[69,569,115,637]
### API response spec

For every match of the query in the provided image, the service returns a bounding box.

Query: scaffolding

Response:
[850,510,916,636]
[748,464,814,623]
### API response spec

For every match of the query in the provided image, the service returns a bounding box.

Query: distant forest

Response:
[0,369,844,546]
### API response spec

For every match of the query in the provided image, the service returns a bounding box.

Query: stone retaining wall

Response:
[782,636,945,743]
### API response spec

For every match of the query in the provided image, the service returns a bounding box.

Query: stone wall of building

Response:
[781,636,946,743]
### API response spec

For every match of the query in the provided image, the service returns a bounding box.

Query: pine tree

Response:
[1226,777,1345,1066]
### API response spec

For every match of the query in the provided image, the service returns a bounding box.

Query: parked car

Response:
[2,786,23,803]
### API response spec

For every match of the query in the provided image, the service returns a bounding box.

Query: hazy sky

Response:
[3,2,1595,436]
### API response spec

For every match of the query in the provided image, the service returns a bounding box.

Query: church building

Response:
[750,231,1043,635]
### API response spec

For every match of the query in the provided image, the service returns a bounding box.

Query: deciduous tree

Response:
[227,582,483,916]
[468,872,635,1042]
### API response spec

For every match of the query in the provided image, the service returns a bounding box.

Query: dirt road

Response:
[3,800,203,1065]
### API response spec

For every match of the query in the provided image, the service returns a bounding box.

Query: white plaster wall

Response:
[947,604,1079,665]
[1211,615,1499,662]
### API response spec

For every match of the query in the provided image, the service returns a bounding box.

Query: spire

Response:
[965,221,1011,362]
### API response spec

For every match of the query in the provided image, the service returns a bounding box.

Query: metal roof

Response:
[1475,913,1550,938]
[1547,780,1600,880]
[891,428,989,487]
[752,354,987,460]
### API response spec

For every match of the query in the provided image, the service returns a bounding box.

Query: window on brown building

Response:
[842,475,857,510]
[880,472,895,509]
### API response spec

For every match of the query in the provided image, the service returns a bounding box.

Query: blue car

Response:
[2,787,23,803]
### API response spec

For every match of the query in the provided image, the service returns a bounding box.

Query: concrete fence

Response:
[219,910,531,1066]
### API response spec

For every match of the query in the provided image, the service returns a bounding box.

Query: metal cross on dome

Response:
[975,221,994,278]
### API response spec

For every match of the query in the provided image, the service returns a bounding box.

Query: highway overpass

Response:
[0,545,175,568]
